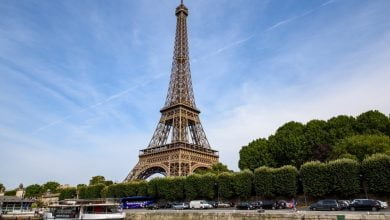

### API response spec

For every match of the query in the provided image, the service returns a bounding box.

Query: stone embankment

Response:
[125,211,390,220]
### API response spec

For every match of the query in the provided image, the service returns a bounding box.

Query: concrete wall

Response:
[126,211,389,220]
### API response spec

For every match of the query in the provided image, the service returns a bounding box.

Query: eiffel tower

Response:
[124,1,219,181]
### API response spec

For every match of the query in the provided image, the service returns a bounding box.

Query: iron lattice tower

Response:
[125,2,219,181]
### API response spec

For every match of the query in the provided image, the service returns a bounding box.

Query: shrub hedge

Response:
[73,157,388,200]
[361,153,390,194]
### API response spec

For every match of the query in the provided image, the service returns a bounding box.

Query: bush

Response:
[273,165,298,197]
[217,172,235,199]
[4,190,16,196]
[361,153,390,194]
[184,174,201,200]
[254,165,298,198]
[300,161,329,197]
[198,173,217,200]
[233,170,253,199]
[327,159,360,197]
[78,183,105,199]
[254,166,274,197]
[59,187,77,200]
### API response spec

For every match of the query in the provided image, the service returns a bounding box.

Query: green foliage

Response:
[356,110,389,135]
[184,174,201,200]
[326,115,357,145]
[239,110,390,171]
[77,184,86,189]
[239,138,274,170]
[4,190,16,196]
[78,183,105,199]
[147,178,160,198]
[0,183,5,192]
[198,174,217,200]
[361,153,390,194]
[154,177,185,201]
[268,122,309,167]
[300,161,330,197]
[136,181,148,196]
[273,165,298,197]
[194,163,232,175]
[305,120,332,162]
[254,166,297,198]
[254,166,274,197]
[333,135,390,161]
[25,184,44,197]
[59,187,77,200]
[42,181,60,193]
[327,158,360,197]
[233,170,253,199]
[217,172,235,199]
[89,176,106,185]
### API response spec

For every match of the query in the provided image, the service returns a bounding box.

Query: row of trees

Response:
[70,154,389,201]
[239,110,390,170]
[301,154,390,197]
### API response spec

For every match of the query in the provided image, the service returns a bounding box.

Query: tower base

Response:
[125,142,219,181]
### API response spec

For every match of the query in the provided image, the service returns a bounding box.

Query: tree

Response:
[4,190,16,196]
[239,138,274,170]
[59,187,77,200]
[305,120,332,162]
[0,183,5,192]
[356,110,389,135]
[326,115,357,145]
[184,174,201,200]
[89,176,106,185]
[25,184,44,197]
[233,170,253,199]
[332,134,390,161]
[254,166,274,198]
[194,163,232,175]
[198,173,217,200]
[217,172,235,199]
[79,184,105,199]
[273,165,298,197]
[327,159,360,197]
[42,181,60,193]
[361,153,390,194]
[300,161,330,197]
[268,121,309,167]
[77,184,87,189]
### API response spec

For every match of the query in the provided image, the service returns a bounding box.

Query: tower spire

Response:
[162,0,195,111]
[125,1,218,181]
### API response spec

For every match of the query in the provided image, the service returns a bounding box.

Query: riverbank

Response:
[125,210,390,220]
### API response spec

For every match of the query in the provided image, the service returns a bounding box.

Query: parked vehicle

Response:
[260,200,277,209]
[377,200,388,209]
[145,203,159,210]
[217,202,231,208]
[349,199,381,211]
[189,200,213,209]
[236,202,256,210]
[250,201,262,209]
[309,199,340,211]
[157,202,172,209]
[172,202,189,210]
[337,200,350,210]
[275,200,290,209]
[208,201,218,208]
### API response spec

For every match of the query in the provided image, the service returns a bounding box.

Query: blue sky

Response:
[1,0,390,189]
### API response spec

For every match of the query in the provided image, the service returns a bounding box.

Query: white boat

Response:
[43,202,125,220]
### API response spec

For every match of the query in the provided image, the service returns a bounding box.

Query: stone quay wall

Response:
[125,211,390,220]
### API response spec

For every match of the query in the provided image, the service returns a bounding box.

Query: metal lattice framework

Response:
[125,2,218,181]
